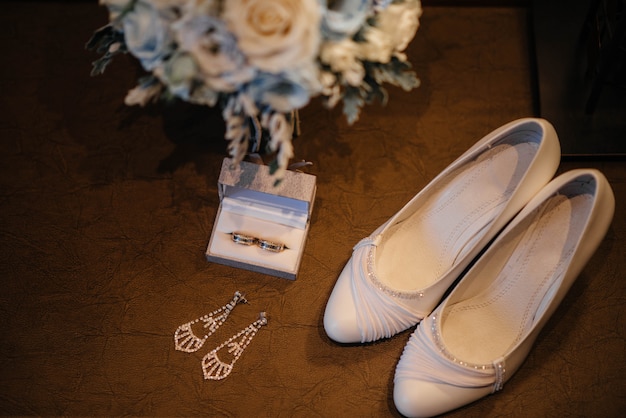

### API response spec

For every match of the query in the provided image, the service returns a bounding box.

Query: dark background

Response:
[1,1,624,416]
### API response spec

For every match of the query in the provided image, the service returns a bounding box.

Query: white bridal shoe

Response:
[324,118,561,343]
[393,169,615,417]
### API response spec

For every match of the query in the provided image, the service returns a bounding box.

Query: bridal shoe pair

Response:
[323,118,615,416]
[393,168,614,416]
[324,118,561,343]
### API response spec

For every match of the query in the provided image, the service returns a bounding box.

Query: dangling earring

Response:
[174,291,247,353]
[202,312,268,380]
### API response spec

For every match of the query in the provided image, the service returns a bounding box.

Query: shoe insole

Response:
[441,191,594,365]
[377,137,539,291]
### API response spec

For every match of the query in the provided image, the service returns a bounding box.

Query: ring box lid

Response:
[206,158,316,280]
[218,158,316,216]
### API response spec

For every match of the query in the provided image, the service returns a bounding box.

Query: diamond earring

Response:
[202,312,268,380]
[174,291,247,353]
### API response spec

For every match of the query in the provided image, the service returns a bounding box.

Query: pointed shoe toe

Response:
[324,118,561,343]
[393,378,448,418]
[394,377,491,418]
[393,169,615,416]
[323,260,361,343]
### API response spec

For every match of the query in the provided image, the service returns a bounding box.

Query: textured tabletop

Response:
[1,2,625,416]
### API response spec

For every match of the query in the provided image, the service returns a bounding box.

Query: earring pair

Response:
[174,291,268,380]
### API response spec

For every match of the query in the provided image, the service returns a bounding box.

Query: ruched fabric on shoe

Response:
[324,118,562,345]
[351,237,429,342]
[394,314,499,391]
[393,169,616,417]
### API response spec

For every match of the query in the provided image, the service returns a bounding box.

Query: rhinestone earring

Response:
[174,291,247,353]
[202,312,268,380]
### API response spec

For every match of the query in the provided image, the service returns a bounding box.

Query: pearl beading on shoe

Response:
[366,244,425,300]
[493,359,506,392]
[430,314,506,393]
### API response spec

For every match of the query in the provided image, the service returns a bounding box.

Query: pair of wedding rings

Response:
[230,232,287,253]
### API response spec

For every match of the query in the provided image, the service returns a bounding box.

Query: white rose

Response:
[320,39,365,86]
[358,26,393,63]
[320,39,357,73]
[376,0,421,52]
[222,0,321,73]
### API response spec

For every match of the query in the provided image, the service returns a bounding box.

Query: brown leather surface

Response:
[1,2,624,416]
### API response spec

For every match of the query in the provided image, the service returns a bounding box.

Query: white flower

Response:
[319,70,342,108]
[376,0,421,53]
[222,0,321,74]
[358,25,394,63]
[320,39,365,86]
[154,51,198,100]
[124,82,162,106]
[357,0,421,64]
[91,0,423,181]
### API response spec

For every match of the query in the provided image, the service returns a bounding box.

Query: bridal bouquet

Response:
[88,0,422,179]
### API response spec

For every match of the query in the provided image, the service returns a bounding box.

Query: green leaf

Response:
[86,25,127,76]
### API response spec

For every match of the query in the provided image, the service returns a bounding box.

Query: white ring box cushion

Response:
[206,158,317,280]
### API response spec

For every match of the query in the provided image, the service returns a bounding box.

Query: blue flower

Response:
[246,72,313,113]
[321,0,373,40]
[122,0,175,71]
[89,0,422,180]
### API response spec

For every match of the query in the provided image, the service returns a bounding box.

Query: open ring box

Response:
[206,158,316,280]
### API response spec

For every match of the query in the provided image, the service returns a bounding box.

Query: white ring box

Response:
[206,158,317,280]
